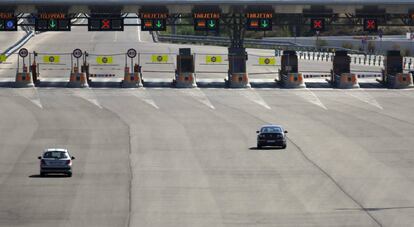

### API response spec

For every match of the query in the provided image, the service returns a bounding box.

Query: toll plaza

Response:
[330,50,360,89]
[380,51,414,89]
[278,50,305,88]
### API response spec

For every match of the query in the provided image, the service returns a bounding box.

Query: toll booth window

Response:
[229,58,246,73]
[179,58,194,73]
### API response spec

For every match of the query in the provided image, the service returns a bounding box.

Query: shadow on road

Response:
[29,174,69,178]
[249,147,286,151]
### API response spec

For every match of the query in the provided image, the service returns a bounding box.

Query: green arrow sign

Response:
[49,19,57,29]
[261,19,269,28]
[155,20,163,28]
[208,20,216,28]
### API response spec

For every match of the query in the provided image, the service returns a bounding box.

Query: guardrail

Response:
[156,34,414,70]
[157,34,358,53]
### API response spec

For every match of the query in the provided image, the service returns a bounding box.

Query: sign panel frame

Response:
[35,13,71,31]
[246,11,273,31]
[140,12,168,31]
[88,15,124,32]
[0,12,18,31]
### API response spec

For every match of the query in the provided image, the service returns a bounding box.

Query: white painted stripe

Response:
[295,88,328,110]
[131,88,159,109]
[137,18,141,42]
[343,89,383,110]
[239,89,271,110]
[14,88,43,109]
[180,88,215,109]
[0,78,14,82]
[72,88,103,109]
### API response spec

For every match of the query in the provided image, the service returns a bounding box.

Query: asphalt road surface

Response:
[0,23,413,227]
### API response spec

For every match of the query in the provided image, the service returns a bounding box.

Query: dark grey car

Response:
[256,125,288,149]
[38,149,75,177]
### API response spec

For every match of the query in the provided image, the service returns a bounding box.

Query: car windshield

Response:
[261,127,282,133]
[43,151,68,159]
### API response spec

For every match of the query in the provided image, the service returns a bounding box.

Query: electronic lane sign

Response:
[35,13,71,31]
[246,12,273,31]
[363,18,378,32]
[193,12,220,31]
[310,18,325,32]
[140,12,168,31]
[0,12,17,31]
[88,15,124,31]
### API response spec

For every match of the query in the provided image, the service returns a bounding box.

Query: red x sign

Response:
[364,19,378,32]
[101,19,110,29]
[310,19,325,31]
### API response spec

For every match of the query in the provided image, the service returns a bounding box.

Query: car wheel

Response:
[67,173,72,177]
[40,172,46,177]
[257,144,262,149]
[281,145,287,149]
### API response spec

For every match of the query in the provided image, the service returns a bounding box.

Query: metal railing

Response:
[157,34,357,53]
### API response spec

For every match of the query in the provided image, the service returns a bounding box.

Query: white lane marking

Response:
[239,88,271,110]
[343,89,383,110]
[295,88,328,110]
[131,88,159,109]
[0,78,14,82]
[180,88,215,109]
[114,31,118,42]
[14,88,43,109]
[137,18,141,42]
[72,88,103,109]
[90,32,96,42]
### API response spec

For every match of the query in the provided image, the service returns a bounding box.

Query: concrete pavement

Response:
[0,88,414,226]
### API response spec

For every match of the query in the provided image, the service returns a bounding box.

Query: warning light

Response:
[197,20,206,27]
[101,19,110,29]
[144,20,153,28]
[363,18,378,32]
[246,12,273,31]
[251,20,259,27]
[310,18,325,32]
[6,20,16,30]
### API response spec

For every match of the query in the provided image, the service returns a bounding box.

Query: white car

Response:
[38,148,75,177]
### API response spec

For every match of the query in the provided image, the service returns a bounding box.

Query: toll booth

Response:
[15,49,34,88]
[331,50,359,89]
[122,48,143,88]
[381,50,413,88]
[174,48,196,88]
[227,47,250,88]
[278,50,305,88]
